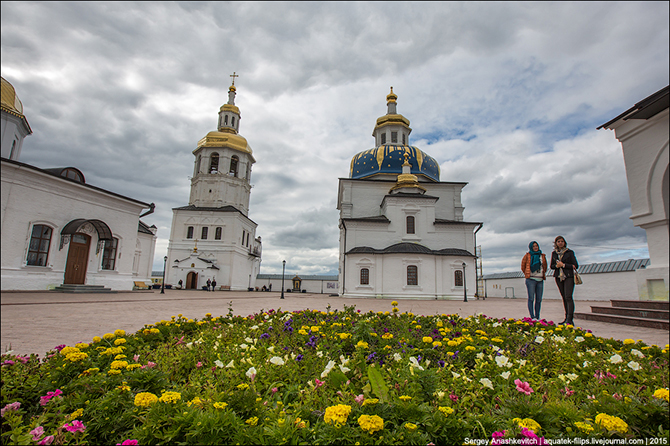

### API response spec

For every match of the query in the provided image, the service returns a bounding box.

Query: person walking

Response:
[211,279,217,291]
[521,241,547,320]
[550,236,579,325]
[206,278,212,291]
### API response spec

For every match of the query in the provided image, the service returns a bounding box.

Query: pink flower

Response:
[40,389,63,406]
[38,436,55,445]
[514,379,534,395]
[272,387,278,394]
[491,430,506,445]
[16,355,29,364]
[116,441,138,446]
[62,420,86,433]
[1,401,21,416]
[561,387,574,396]
[2,360,14,366]
[314,378,325,388]
[354,394,365,405]
[196,361,203,368]
[449,393,459,402]
[133,354,140,362]
[521,427,538,439]
[30,426,44,441]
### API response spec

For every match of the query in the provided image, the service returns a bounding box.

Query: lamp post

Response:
[161,256,167,294]
[280,260,286,299]
[462,262,467,302]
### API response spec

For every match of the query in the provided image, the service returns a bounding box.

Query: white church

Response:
[1,77,157,291]
[337,88,482,299]
[164,78,262,291]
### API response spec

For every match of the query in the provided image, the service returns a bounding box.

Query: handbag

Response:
[574,271,583,285]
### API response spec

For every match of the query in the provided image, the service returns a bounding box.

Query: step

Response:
[52,284,115,293]
[610,300,669,311]
[590,306,669,321]
[574,312,669,330]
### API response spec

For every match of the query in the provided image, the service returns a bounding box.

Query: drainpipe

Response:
[140,203,156,218]
[341,219,347,296]
[474,223,483,299]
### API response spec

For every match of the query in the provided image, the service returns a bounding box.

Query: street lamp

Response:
[161,256,167,294]
[280,260,286,299]
[462,262,467,302]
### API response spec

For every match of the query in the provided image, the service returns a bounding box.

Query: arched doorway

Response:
[186,272,198,289]
[64,234,91,284]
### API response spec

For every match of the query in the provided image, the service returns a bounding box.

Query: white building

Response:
[337,88,482,300]
[598,86,669,301]
[165,79,261,291]
[1,77,157,291]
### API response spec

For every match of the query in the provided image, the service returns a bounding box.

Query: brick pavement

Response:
[2,290,668,357]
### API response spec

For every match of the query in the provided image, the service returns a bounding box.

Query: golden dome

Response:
[386,86,398,103]
[375,113,410,128]
[196,131,252,154]
[220,103,240,115]
[1,77,25,115]
[229,84,236,92]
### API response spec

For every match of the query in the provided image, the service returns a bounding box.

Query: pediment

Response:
[173,253,220,270]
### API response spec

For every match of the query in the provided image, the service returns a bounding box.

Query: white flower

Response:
[185,342,193,349]
[267,346,275,353]
[462,375,472,382]
[393,353,402,362]
[339,355,350,365]
[409,357,424,371]
[217,333,224,339]
[239,343,249,350]
[476,353,485,360]
[269,356,285,366]
[575,336,585,343]
[249,345,257,351]
[492,322,502,328]
[321,360,336,377]
[245,366,257,379]
[517,359,527,367]
[631,349,645,358]
[225,360,235,368]
[214,360,224,368]
[250,325,259,330]
[491,345,501,352]
[553,335,566,344]
[290,353,296,359]
[567,373,578,381]
[2,350,14,356]
[583,360,590,367]
[245,337,254,343]
[627,361,641,371]
[500,371,511,379]
[435,391,445,399]
[339,364,351,373]
[609,354,623,364]
[480,378,494,389]
[495,355,510,368]
[451,371,461,379]
[316,351,323,358]
[534,336,545,344]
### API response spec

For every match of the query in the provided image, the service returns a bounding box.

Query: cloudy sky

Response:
[2,2,668,276]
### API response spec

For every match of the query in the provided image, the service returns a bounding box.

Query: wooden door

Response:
[186,272,198,289]
[64,234,90,285]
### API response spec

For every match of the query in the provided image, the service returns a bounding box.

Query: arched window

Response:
[196,155,202,174]
[407,265,418,286]
[360,268,369,285]
[27,224,52,266]
[454,270,463,287]
[391,132,398,143]
[231,117,235,126]
[224,115,228,125]
[201,227,208,240]
[186,226,194,239]
[381,133,386,145]
[402,133,406,145]
[230,155,239,177]
[209,153,219,173]
[406,216,415,234]
[215,227,222,240]
[102,238,118,270]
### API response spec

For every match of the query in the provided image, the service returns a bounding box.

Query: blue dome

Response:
[349,145,440,182]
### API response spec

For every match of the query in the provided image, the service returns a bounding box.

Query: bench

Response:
[133,281,151,290]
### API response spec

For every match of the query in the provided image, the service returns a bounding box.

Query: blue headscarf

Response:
[529,241,542,273]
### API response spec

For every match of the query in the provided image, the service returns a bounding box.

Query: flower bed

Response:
[2,302,668,445]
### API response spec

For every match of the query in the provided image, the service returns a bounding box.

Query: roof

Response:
[482,258,651,279]
[257,274,338,281]
[598,86,669,129]
[1,77,32,133]
[1,157,152,208]
[342,215,390,223]
[138,220,156,235]
[347,242,474,257]
[172,204,257,225]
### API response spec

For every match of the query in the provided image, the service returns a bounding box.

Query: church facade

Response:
[165,79,262,290]
[1,77,157,291]
[337,89,482,299]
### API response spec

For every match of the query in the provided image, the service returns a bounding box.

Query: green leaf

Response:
[367,365,389,403]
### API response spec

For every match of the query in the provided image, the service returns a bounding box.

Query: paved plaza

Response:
[2,289,668,357]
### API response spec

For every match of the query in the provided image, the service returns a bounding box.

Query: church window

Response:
[230,156,239,177]
[186,226,194,239]
[231,117,235,126]
[196,155,202,175]
[381,133,386,145]
[224,115,228,125]
[209,153,219,173]
[10,140,17,159]
[407,265,418,286]
[406,216,415,234]
[61,168,83,182]
[26,224,52,266]
[402,133,406,145]
[215,227,222,240]
[391,132,398,143]
[455,270,463,287]
[202,227,208,240]
[102,238,118,270]
[242,230,245,244]
[360,268,369,285]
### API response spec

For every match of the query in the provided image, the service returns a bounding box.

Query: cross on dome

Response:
[230,72,238,86]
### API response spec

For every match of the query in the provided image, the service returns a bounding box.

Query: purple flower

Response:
[38,436,54,445]
[54,345,66,352]
[296,354,304,362]
[260,333,270,339]
[1,401,21,416]
[30,426,44,441]
[438,360,446,368]
[62,420,86,434]
[40,389,63,406]
[116,440,139,445]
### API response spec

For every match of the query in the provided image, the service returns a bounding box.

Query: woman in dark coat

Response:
[550,235,579,325]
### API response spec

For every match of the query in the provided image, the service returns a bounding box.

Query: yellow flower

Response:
[585,332,593,337]
[391,301,398,306]
[595,413,628,434]
[114,354,127,360]
[399,395,412,401]
[358,414,384,434]
[92,336,101,343]
[362,398,379,406]
[75,343,89,349]
[324,404,352,425]
[623,339,635,345]
[103,333,115,340]
[245,416,259,426]
[432,341,442,347]
[491,337,503,343]
[295,417,306,428]
[205,313,212,318]
[298,329,308,335]
[465,346,476,351]
[447,340,458,347]
[158,391,182,404]
[237,383,250,390]
[78,367,99,377]
[213,402,228,409]
[65,351,89,362]
[356,341,369,349]
[114,338,127,346]
[60,346,80,356]
[339,333,352,340]
[415,325,422,330]
[114,329,126,337]
[70,408,84,420]
[107,369,121,375]
[653,388,669,402]
[382,333,394,340]
[125,363,141,371]
[310,326,320,333]
[134,392,158,407]
[438,406,454,416]
[514,417,541,432]
[404,422,418,432]
[422,337,433,343]
[187,397,204,407]
[110,360,129,370]
[574,421,594,434]
[117,383,131,391]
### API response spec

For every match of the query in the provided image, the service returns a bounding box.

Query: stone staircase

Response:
[575,300,669,330]
[52,284,115,293]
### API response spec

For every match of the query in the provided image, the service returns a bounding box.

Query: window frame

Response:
[407,265,418,286]
[230,155,239,177]
[201,227,208,240]
[186,226,194,239]
[209,153,219,173]
[360,268,370,285]
[454,270,463,287]
[215,226,222,240]
[406,215,415,234]
[101,237,118,270]
[391,131,398,143]
[381,133,386,145]
[26,224,53,267]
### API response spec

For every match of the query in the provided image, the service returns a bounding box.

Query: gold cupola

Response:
[389,152,426,194]
[1,77,32,133]
[373,87,411,146]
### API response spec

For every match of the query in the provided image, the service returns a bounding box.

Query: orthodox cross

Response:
[230,72,239,86]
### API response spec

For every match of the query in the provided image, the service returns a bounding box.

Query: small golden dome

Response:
[1,77,25,115]
[386,86,397,103]
[229,85,236,92]
[220,103,240,115]
[196,131,252,154]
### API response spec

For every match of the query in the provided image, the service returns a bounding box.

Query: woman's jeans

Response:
[555,276,575,324]
[525,278,544,319]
